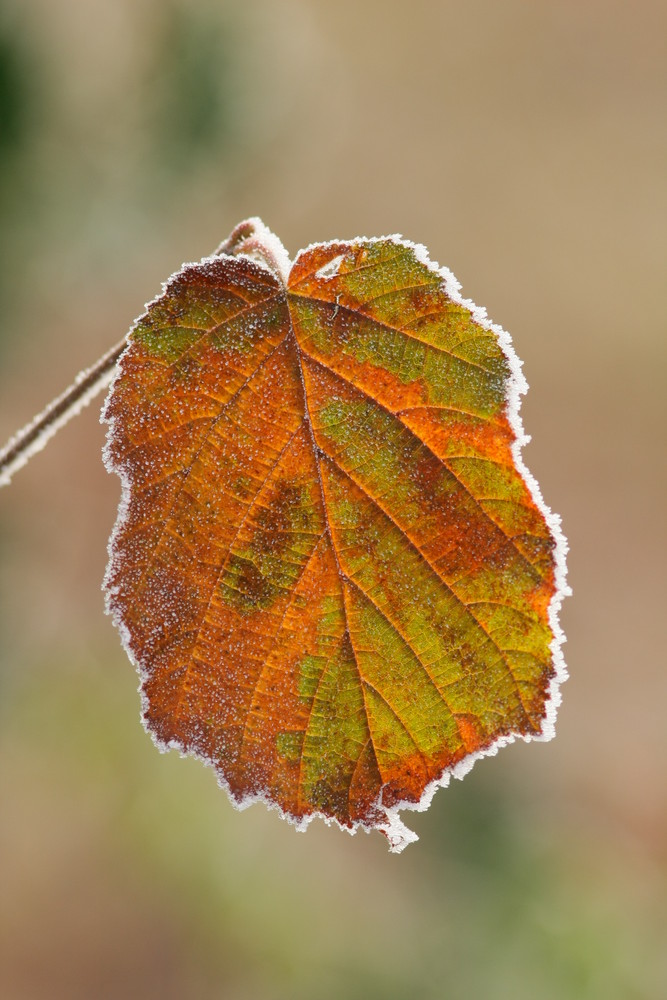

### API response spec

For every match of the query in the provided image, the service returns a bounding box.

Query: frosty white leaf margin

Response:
[0,217,569,853]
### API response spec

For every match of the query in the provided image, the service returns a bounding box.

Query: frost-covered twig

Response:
[215,216,291,283]
[0,338,126,488]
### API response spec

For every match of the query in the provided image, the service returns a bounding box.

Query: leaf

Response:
[103,218,567,852]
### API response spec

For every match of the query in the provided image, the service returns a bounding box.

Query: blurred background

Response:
[0,1,665,997]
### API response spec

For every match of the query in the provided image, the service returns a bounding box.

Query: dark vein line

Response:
[349,279,437,310]
[122,415,216,462]
[339,649,387,809]
[347,736,372,817]
[321,455,533,722]
[395,303,476,331]
[300,348,546,586]
[291,331,385,789]
[342,575,464,746]
[125,337,289,625]
[446,330,504,351]
[291,293,498,378]
[170,420,307,723]
[466,600,539,624]
[146,289,283,374]
[397,403,492,421]
[493,648,551,663]
[296,631,347,812]
[236,529,328,767]
[291,246,406,285]
[361,678,428,755]
[341,584,430,770]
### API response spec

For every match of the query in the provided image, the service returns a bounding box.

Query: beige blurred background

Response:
[0,1,665,997]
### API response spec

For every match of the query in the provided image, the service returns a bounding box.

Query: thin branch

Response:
[0,337,126,489]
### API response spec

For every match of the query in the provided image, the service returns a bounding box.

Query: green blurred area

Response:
[0,1,665,998]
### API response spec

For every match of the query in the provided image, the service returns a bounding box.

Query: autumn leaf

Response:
[102,218,567,852]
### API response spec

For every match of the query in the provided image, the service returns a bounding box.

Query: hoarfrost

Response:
[0,339,125,489]
[292,230,570,852]
[315,253,345,280]
[3,217,565,856]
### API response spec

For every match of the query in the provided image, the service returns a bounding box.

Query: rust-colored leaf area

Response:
[103,220,567,851]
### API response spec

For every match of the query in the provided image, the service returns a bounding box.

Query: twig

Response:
[0,337,126,488]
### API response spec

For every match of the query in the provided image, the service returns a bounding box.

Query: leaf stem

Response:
[0,337,126,489]
[215,216,290,284]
